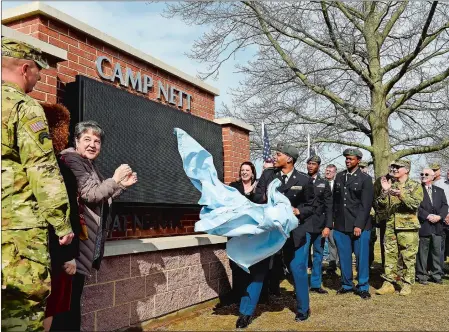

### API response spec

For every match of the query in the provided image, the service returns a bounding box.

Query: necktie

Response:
[281,175,287,185]
[427,186,433,204]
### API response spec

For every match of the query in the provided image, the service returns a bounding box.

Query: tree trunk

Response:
[370,90,392,179]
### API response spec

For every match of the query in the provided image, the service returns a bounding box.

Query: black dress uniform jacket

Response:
[418,185,448,237]
[254,167,315,247]
[304,175,333,234]
[333,167,374,232]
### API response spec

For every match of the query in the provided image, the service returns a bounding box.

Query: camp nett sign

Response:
[95,56,192,111]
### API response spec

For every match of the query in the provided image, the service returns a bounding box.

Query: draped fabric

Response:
[174,128,298,272]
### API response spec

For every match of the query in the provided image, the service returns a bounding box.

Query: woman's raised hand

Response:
[121,172,138,188]
[113,164,132,183]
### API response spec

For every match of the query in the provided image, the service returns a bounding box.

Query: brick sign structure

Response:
[2,2,253,331]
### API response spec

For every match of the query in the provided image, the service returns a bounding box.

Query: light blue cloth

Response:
[174,128,298,272]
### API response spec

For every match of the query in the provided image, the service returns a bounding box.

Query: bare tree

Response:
[164,1,449,176]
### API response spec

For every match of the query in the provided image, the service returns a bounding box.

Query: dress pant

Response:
[334,229,370,291]
[327,230,339,270]
[416,234,442,282]
[239,234,310,316]
[239,258,271,315]
[230,260,251,302]
[440,230,448,274]
[308,232,324,289]
[369,229,377,267]
[51,272,86,331]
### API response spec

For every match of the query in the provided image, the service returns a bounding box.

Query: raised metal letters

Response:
[96,56,112,80]
[125,67,142,92]
[95,56,192,111]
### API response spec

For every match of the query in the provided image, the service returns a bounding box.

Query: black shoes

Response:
[295,309,311,322]
[236,315,252,329]
[418,279,429,285]
[336,287,353,295]
[355,290,371,299]
[431,278,443,284]
[310,287,329,294]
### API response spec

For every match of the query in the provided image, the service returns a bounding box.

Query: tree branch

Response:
[334,1,364,32]
[383,1,439,92]
[321,1,374,88]
[389,66,449,113]
[328,1,365,20]
[393,139,449,159]
[379,1,409,45]
[381,21,449,75]
[314,138,374,152]
[243,1,368,118]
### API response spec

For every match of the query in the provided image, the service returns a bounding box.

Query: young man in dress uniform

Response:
[332,148,374,299]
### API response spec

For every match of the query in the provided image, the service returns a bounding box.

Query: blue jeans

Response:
[334,229,371,292]
[308,233,324,288]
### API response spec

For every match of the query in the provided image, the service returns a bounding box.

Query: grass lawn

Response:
[150,245,449,331]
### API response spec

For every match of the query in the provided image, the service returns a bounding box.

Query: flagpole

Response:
[307,133,310,158]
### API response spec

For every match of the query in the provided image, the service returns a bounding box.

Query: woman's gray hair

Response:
[74,120,105,144]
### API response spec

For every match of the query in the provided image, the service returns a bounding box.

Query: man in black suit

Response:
[333,148,374,299]
[236,142,315,328]
[416,168,449,284]
[305,155,333,294]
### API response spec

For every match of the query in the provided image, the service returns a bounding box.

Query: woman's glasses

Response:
[420,173,431,177]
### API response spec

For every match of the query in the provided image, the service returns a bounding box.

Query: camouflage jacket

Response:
[373,176,423,230]
[1,81,72,236]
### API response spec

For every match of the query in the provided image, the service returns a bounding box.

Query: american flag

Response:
[262,122,271,161]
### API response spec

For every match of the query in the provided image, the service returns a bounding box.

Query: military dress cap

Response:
[391,159,411,170]
[276,142,299,160]
[343,148,363,158]
[2,38,49,69]
[429,162,440,170]
[359,161,368,168]
[306,155,321,164]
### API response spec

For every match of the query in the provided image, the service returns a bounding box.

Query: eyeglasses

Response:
[390,165,404,170]
[420,173,431,176]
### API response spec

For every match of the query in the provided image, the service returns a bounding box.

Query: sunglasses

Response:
[420,173,431,177]
[390,165,404,169]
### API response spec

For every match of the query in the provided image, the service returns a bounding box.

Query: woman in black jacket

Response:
[227,162,257,303]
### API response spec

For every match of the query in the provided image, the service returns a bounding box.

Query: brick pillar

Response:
[214,118,254,185]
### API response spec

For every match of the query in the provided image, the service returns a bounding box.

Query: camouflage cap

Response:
[343,148,363,158]
[429,162,440,170]
[276,142,299,160]
[306,155,321,164]
[2,38,49,69]
[391,159,411,170]
[359,161,368,168]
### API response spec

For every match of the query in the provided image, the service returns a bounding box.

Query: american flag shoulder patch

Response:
[29,120,46,133]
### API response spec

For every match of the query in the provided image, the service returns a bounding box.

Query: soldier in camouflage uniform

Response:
[2,38,74,331]
[373,159,423,296]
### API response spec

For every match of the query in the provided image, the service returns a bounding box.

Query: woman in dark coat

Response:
[227,162,257,303]
[51,120,138,330]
